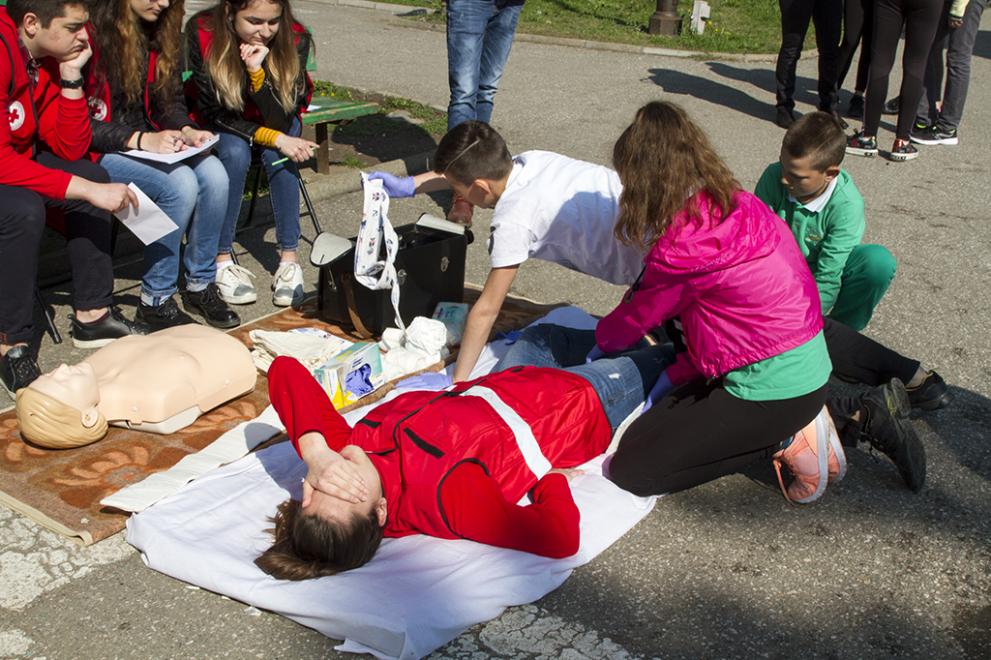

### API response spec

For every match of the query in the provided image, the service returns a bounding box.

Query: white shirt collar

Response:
[788,175,838,213]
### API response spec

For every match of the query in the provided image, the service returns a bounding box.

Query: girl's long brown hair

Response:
[88,0,185,107]
[205,0,305,114]
[612,101,740,249]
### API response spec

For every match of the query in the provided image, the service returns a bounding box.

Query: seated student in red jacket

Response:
[0,0,144,394]
[257,345,672,580]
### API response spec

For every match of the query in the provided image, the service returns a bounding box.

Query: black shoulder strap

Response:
[0,31,16,96]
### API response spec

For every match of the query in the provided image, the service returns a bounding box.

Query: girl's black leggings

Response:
[864,0,943,139]
[837,0,873,93]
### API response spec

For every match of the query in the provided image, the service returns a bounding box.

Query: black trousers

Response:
[775,0,843,111]
[837,0,873,93]
[0,153,114,345]
[863,0,943,139]
[823,317,918,386]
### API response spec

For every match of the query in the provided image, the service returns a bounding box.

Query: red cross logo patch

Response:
[7,101,25,131]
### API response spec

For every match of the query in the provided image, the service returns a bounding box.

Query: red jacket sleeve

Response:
[267,356,352,456]
[440,466,581,559]
[0,74,72,199]
[35,63,92,161]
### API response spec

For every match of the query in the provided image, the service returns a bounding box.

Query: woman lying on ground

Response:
[256,344,672,579]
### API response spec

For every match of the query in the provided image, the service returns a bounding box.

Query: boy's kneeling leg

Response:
[829,244,897,331]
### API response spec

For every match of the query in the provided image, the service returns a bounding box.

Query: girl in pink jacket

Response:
[593,102,923,498]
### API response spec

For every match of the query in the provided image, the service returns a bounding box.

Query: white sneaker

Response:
[215,263,257,304]
[272,262,305,307]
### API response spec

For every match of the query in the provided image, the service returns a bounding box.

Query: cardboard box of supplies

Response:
[313,342,384,408]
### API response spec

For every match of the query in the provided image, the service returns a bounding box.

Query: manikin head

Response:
[433,121,514,210]
[256,445,388,580]
[779,111,846,204]
[7,0,90,62]
[15,363,108,449]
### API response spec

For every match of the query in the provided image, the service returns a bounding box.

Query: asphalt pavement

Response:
[1,2,989,658]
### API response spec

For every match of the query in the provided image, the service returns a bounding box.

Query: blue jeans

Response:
[100,152,228,303]
[214,117,302,255]
[495,324,675,431]
[446,0,523,130]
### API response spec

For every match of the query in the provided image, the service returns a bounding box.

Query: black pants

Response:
[611,380,828,497]
[0,154,114,345]
[837,0,873,93]
[775,0,843,111]
[864,0,943,139]
[822,317,918,386]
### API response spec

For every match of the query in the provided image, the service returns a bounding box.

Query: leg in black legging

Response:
[864,0,905,136]
[776,0,816,110]
[813,0,843,111]
[837,0,866,90]
[893,0,943,139]
[822,318,918,386]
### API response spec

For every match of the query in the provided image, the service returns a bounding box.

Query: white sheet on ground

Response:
[126,307,657,659]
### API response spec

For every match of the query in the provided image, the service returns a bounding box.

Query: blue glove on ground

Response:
[396,371,452,391]
[367,171,416,198]
[641,371,673,413]
[585,345,605,364]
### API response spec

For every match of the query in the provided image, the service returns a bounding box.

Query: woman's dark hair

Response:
[255,498,384,580]
[87,0,184,106]
[433,120,513,187]
[612,100,740,249]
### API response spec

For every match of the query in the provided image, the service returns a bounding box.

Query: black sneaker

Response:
[846,95,864,120]
[889,140,919,162]
[775,106,796,129]
[883,96,900,115]
[910,125,959,146]
[860,379,926,492]
[846,130,878,157]
[906,371,952,411]
[70,306,149,349]
[137,297,198,332]
[0,345,41,395]
[181,283,241,329]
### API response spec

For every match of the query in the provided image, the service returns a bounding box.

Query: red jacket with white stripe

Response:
[269,357,612,558]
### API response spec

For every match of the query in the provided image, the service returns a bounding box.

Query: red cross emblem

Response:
[7,101,25,131]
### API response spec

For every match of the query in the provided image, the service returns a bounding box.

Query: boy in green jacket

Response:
[756,111,895,332]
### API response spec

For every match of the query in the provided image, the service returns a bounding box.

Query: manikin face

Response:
[129,0,170,24]
[29,363,101,428]
[23,3,89,62]
[779,150,839,204]
[302,445,388,527]
[233,0,283,46]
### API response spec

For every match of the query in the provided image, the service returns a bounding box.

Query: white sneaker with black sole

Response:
[272,262,305,307]
[910,125,959,146]
[215,263,257,304]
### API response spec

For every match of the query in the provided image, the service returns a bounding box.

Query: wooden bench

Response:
[301,97,380,174]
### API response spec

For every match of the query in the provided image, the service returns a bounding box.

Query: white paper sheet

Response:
[113,184,179,245]
[121,134,219,165]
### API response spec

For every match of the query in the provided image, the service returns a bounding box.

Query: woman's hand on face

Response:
[180,126,215,148]
[274,134,318,163]
[239,42,269,73]
[142,130,187,153]
[302,448,369,507]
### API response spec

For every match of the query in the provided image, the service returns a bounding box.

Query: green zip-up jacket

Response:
[755,162,865,314]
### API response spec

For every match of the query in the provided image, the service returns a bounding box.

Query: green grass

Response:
[311,81,448,136]
[391,0,789,54]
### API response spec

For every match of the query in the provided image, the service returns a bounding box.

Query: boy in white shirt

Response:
[369,121,644,382]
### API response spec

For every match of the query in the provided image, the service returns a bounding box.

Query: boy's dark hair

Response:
[255,498,384,581]
[6,0,81,27]
[782,111,847,171]
[433,121,513,187]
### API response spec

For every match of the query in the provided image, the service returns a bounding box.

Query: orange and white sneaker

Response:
[772,407,847,504]
[447,194,474,226]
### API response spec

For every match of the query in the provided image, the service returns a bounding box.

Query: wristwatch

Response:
[59,77,85,89]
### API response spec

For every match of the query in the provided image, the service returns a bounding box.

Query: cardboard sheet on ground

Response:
[127,307,657,659]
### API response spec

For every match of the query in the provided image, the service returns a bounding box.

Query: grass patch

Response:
[392,0,793,54]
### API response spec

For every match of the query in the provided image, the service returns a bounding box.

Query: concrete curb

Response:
[310,0,806,63]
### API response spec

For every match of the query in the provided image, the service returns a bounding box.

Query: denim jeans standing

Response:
[214,116,303,256]
[916,0,988,130]
[100,152,229,305]
[446,0,524,130]
[495,324,674,432]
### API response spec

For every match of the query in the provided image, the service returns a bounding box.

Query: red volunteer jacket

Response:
[0,8,92,199]
[268,357,613,558]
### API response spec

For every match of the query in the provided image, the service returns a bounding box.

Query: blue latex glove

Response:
[367,171,415,198]
[496,329,523,345]
[641,371,673,413]
[396,371,452,391]
[585,345,605,364]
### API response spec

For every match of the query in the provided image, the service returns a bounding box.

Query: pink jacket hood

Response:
[595,190,823,383]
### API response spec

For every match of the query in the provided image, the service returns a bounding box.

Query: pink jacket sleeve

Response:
[595,271,689,354]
